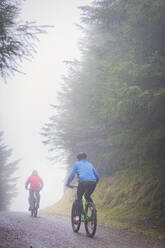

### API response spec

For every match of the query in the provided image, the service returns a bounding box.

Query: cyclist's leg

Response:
[35,190,40,208]
[84,181,96,203]
[29,190,34,210]
[77,182,85,215]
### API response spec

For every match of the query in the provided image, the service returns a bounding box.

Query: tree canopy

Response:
[42,0,165,177]
[0,0,46,79]
[0,132,19,210]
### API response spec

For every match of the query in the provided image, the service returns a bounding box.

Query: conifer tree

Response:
[0,0,46,79]
[0,132,19,210]
[42,0,165,176]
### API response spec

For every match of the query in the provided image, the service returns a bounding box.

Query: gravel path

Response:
[0,211,164,248]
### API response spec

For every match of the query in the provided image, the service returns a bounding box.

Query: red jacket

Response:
[25,175,43,191]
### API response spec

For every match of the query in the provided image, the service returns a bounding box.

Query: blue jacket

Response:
[67,159,100,185]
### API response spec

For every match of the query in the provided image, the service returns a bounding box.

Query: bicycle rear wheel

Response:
[30,208,37,217]
[84,202,97,238]
[71,200,81,232]
[31,209,34,217]
[34,208,38,217]
[30,200,38,217]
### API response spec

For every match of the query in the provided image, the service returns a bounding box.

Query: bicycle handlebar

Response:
[66,184,78,189]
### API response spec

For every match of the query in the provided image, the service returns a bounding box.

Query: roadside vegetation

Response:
[43,166,165,239]
[42,0,165,239]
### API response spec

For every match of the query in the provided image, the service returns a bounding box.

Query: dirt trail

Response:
[0,211,164,248]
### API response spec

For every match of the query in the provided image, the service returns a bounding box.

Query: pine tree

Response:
[0,132,19,210]
[0,0,47,79]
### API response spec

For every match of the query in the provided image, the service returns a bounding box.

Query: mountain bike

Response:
[29,190,39,217]
[68,185,97,238]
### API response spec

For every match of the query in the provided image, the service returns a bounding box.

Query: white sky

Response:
[0,0,91,211]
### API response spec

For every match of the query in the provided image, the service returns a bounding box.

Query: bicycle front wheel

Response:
[71,200,81,232]
[84,202,97,238]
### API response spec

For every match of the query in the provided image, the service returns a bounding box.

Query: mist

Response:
[0,0,92,211]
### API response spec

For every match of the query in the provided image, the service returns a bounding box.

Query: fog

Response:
[0,0,91,211]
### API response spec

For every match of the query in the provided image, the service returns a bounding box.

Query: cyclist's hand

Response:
[66,184,73,188]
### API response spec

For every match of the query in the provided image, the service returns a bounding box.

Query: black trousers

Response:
[29,190,40,208]
[77,180,96,215]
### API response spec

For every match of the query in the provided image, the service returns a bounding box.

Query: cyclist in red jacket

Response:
[25,170,44,211]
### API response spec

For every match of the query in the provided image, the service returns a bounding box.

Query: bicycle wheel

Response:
[31,209,34,217]
[84,202,97,238]
[34,199,39,217]
[33,207,38,217]
[30,199,38,217]
[71,200,81,232]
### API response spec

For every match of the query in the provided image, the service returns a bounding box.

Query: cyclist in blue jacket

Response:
[66,152,99,218]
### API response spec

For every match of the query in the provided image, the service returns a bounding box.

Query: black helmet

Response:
[77,152,87,160]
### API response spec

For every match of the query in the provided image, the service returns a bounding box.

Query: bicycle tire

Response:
[30,207,38,217]
[34,208,38,217]
[84,201,97,238]
[31,210,34,217]
[30,199,38,217]
[71,200,81,232]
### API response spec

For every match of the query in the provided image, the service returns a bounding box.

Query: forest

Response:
[42,0,165,234]
[0,0,164,234]
[43,0,165,182]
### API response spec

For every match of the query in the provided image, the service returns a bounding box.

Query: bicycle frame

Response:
[28,189,39,217]
[69,185,88,219]
[69,184,97,237]
[81,195,89,222]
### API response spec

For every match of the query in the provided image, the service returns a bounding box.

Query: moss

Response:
[42,166,165,239]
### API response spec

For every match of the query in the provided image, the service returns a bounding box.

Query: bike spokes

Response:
[71,201,81,232]
[84,202,97,238]
[30,198,38,217]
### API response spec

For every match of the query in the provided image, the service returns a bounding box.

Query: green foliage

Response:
[0,132,19,210]
[42,0,165,179]
[41,1,165,236]
[0,0,47,79]
[44,169,165,238]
